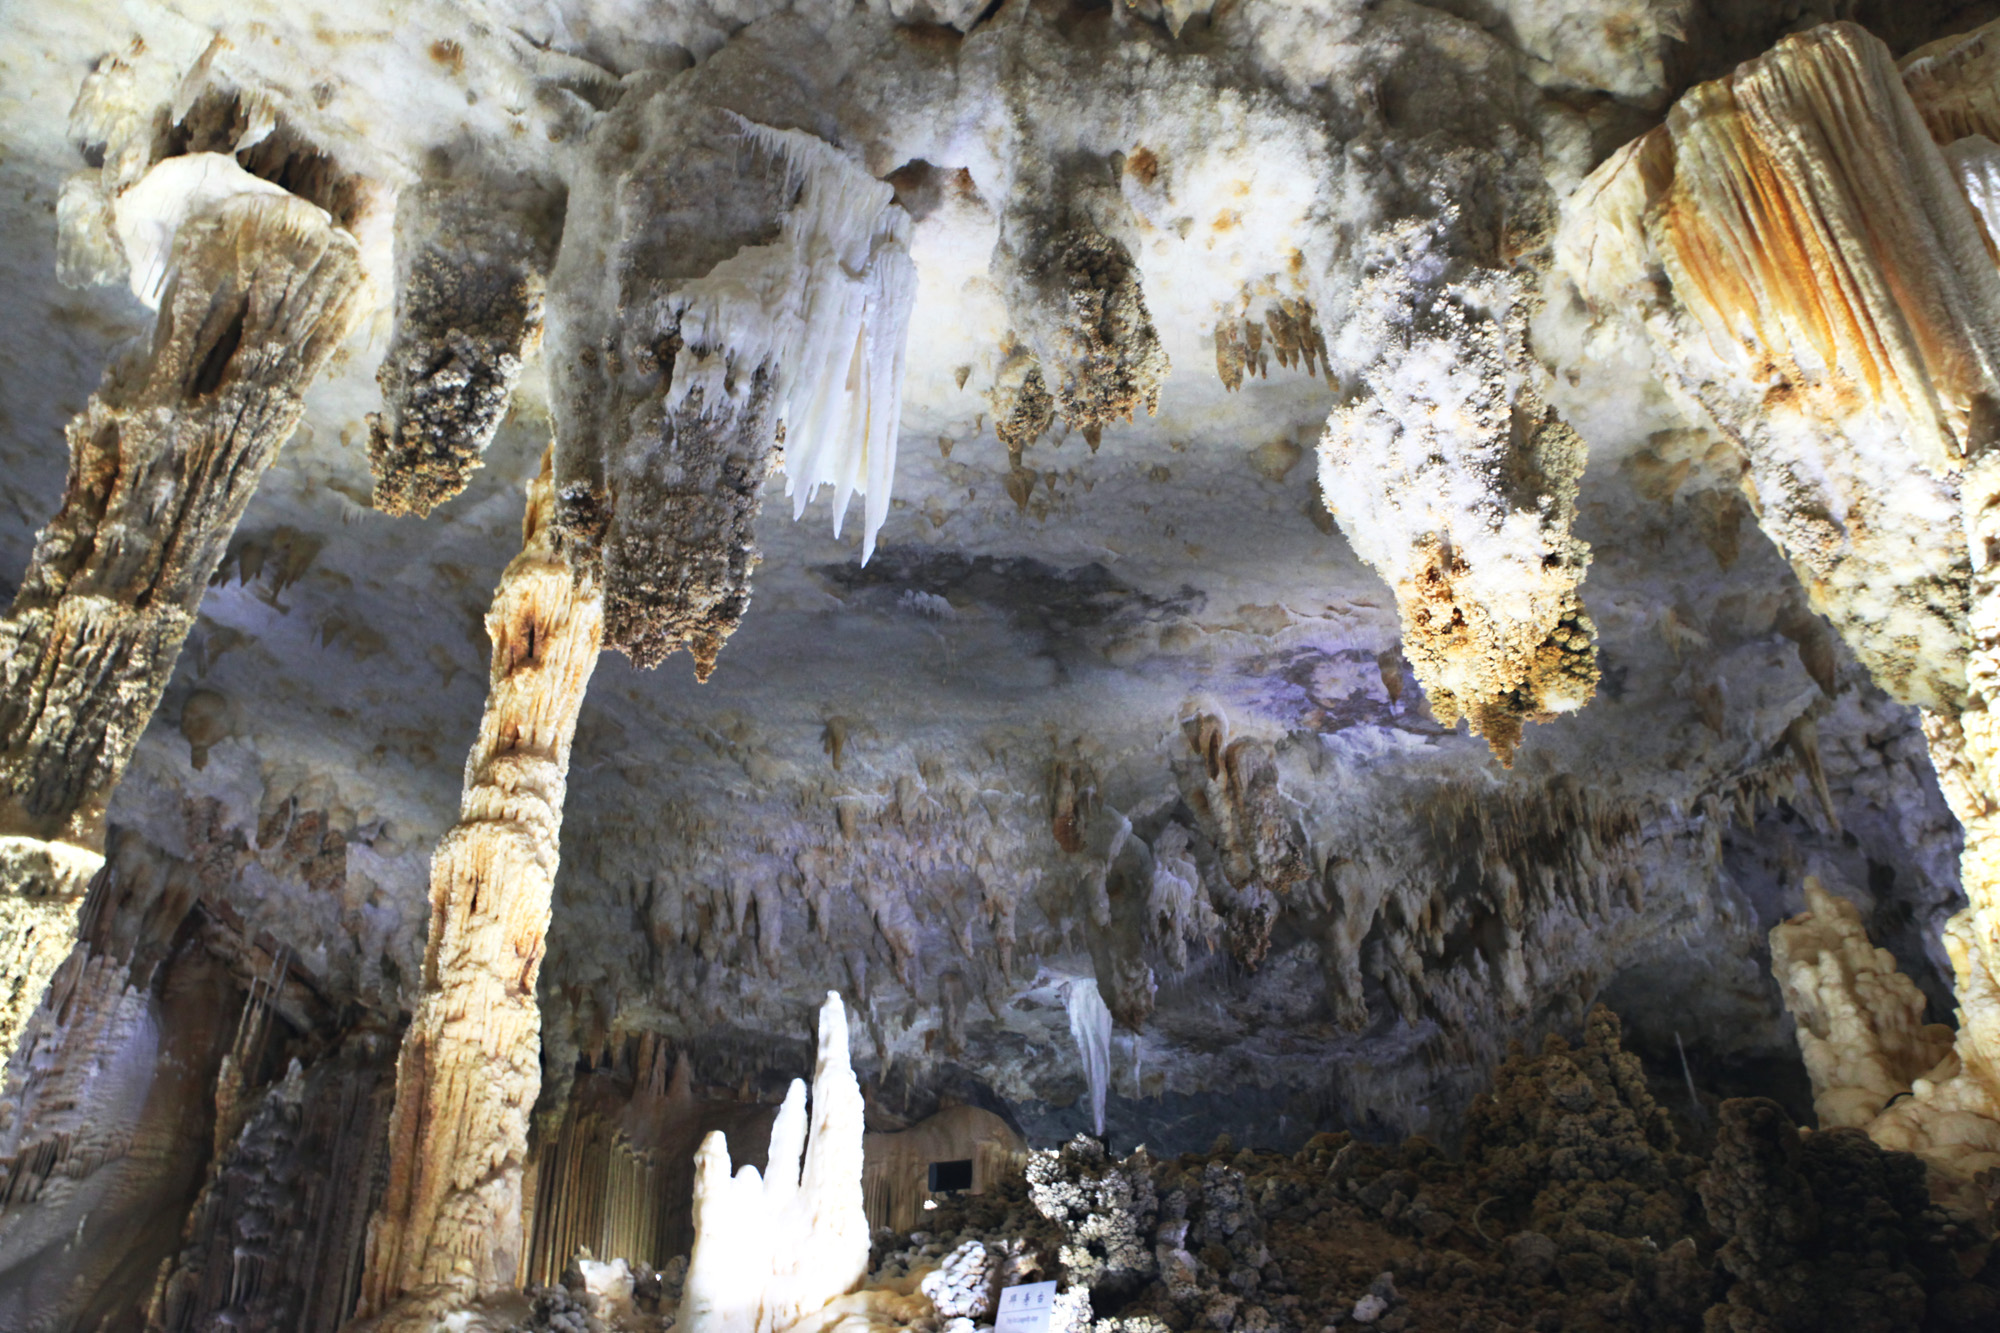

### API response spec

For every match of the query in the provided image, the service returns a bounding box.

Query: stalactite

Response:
[1318,219,1597,764]
[1557,20,1992,713]
[368,169,563,517]
[994,209,1167,450]
[1065,978,1113,1138]
[1176,714,1309,968]
[550,109,915,678]
[355,448,603,1323]
[0,188,362,1065]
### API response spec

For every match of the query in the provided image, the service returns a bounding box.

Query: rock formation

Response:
[8,4,2000,1330]
[550,106,914,677]
[1563,16,2000,1200]
[356,450,603,1322]
[368,169,564,517]
[0,181,363,1060]
[679,992,871,1333]
[1319,219,1599,765]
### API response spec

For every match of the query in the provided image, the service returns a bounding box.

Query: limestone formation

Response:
[356,451,604,1322]
[368,171,564,517]
[1319,221,1598,765]
[0,188,362,1060]
[11,5,2000,1331]
[1557,22,1991,714]
[995,211,1169,451]
[679,992,870,1333]
[550,106,914,677]
[1771,878,1957,1131]
[1566,18,2000,1199]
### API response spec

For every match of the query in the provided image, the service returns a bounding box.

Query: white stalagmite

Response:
[671,119,917,564]
[680,991,872,1333]
[1065,977,1113,1138]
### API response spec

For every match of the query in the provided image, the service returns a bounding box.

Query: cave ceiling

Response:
[0,0,1992,1167]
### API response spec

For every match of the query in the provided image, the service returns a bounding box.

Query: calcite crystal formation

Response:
[1318,195,1598,765]
[357,451,604,1322]
[550,105,915,678]
[1564,18,2000,1197]
[678,992,873,1333]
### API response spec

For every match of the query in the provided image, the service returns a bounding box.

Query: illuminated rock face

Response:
[1565,17,2000,1198]
[1318,224,1598,766]
[357,453,603,1321]
[0,189,362,1061]
[10,4,2000,1329]
[1558,23,1995,715]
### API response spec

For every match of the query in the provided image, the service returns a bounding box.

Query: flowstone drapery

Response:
[1565,18,2000,1198]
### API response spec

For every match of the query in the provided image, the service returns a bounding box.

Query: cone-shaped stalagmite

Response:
[356,449,603,1323]
[0,191,362,1062]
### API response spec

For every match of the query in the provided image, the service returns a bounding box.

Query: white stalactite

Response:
[1065,977,1113,1138]
[671,120,917,564]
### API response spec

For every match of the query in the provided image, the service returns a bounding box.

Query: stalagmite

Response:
[355,450,603,1323]
[1770,877,1956,1130]
[679,992,871,1333]
[1319,224,1597,765]
[0,185,362,1062]
[551,109,915,677]
[1565,19,2000,1196]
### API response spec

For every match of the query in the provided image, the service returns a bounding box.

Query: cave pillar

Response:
[355,448,603,1321]
[1562,18,2000,1192]
[0,193,363,1063]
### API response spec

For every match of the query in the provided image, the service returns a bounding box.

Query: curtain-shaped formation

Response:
[549,108,916,679]
[355,450,604,1321]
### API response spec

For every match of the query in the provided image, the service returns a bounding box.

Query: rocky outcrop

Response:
[357,452,604,1321]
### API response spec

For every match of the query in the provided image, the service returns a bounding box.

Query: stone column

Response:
[355,448,603,1321]
[0,192,363,1061]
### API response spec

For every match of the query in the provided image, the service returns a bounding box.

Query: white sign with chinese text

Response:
[993,1281,1058,1333]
